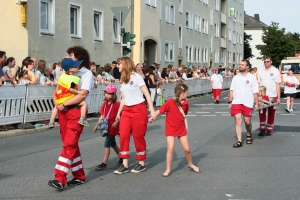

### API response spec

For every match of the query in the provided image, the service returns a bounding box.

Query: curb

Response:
[0,90,229,139]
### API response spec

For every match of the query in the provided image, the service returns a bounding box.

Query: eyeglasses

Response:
[264,61,270,63]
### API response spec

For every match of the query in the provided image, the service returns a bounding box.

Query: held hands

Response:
[149,110,157,123]
[111,120,119,128]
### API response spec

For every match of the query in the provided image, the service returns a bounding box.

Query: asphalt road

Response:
[1,92,300,199]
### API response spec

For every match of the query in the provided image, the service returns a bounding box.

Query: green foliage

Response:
[256,22,296,67]
[244,32,254,59]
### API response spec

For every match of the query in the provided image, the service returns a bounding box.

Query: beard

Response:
[239,68,247,72]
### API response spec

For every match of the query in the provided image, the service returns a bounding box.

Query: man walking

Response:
[228,60,258,148]
[48,46,94,190]
[257,56,281,136]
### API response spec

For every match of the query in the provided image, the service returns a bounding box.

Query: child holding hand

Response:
[93,84,123,170]
[149,83,200,177]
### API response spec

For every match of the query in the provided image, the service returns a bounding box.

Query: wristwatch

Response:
[228,101,232,104]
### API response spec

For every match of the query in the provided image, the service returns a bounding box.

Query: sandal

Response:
[163,170,171,177]
[233,141,242,148]
[246,134,252,144]
[188,165,201,173]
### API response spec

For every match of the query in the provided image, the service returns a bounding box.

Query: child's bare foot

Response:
[163,170,171,177]
[188,165,201,173]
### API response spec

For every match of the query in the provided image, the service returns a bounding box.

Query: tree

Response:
[244,32,254,59]
[286,32,300,54]
[256,22,294,67]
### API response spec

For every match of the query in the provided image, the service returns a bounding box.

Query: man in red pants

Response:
[48,46,93,190]
[257,56,281,136]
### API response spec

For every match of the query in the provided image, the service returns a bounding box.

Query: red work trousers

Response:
[212,89,221,102]
[259,97,277,132]
[54,108,85,186]
[119,102,148,160]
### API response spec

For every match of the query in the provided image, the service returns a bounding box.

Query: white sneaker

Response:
[290,109,293,112]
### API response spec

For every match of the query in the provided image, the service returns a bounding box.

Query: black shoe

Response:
[115,159,123,167]
[266,131,272,136]
[67,178,85,186]
[48,180,64,190]
[95,163,107,171]
[258,131,265,136]
[131,163,146,173]
[114,164,129,174]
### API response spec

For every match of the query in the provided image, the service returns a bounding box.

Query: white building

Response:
[244,13,267,71]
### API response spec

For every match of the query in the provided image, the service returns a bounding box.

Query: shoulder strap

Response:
[177,105,186,118]
[105,103,114,118]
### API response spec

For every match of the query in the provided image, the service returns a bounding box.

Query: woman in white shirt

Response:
[210,69,224,103]
[114,57,156,174]
[284,68,299,112]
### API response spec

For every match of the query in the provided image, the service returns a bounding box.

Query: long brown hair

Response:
[173,83,188,106]
[120,57,135,84]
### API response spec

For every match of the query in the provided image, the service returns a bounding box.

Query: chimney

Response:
[254,14,260,21]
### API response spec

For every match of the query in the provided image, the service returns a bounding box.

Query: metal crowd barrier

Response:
[0,78,231,126]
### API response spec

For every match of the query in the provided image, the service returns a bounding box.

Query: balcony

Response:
[221,12,226,24]
[221,38,226,48]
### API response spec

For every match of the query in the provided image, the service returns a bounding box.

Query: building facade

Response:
[1,0,244,69]
[244,13,267,71]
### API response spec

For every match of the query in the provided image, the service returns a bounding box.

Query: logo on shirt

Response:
[130,81,134,86]
[246,80,249,84]
[270,73,274,77]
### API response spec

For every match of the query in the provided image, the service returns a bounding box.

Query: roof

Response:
[244,13,267,30]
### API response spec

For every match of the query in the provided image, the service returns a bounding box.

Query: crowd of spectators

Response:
[0,49,237,131]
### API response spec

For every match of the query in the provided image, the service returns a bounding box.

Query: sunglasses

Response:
[264,61,270,63]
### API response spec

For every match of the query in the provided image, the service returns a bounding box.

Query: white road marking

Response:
[186,115,197,116]
[196,112,210,113]
[219,108,230,109]
[201,115,217,116]
[221,114,231,116]
[216,112,229,113]
[202,108,214,109]
[193,104,206,106]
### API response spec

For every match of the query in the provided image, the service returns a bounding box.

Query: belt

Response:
[68,105,80,109]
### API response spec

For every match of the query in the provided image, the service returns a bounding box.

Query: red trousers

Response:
[54,108,85,185]
[119,102,148,160]
[259,97,277,132]
[212,89,221,102]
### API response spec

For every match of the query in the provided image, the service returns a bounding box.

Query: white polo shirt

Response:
[76,67,94,107]
[120,72,145,106]
[210,74,223,89]
[284,74,298,94]
[258,66,280,97]
[230,73,259,108]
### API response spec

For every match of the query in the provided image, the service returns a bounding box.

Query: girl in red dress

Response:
[149,83,200,177]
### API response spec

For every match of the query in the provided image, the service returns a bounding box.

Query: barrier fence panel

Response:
[24,85,56,123]
[0,85,27,126]
[0,78,232,125]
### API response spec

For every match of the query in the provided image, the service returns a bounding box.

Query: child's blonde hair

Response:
[259,86,267,96]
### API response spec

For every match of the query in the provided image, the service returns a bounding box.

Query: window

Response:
[233,52,236,62]
[228,52,232,64]
[179,25,182,49]
[186,11,193,29]
[228,29,232,41]
[70,3,82,37]
[202,18,208,34]
[197,47,201,63]
[202,48,208,63]
[93,10,103,41]
[220,50,224,64]
[210,35,213,52]
[232,31,236,44]
[215,0,220,11]
[113,16,120,43]
[179,0,183,13]
[215,23,219,37]
[145,0,156,7]
[239,13,243,24]
[239,33,243,44]
[40,0,55,35]
[165,41,175,62]
[194,14,201,32]
[228,5,231,17]
[210,7,213,25]
[165,1,175,24]
[186,45,193,62]
[214,49,219,63]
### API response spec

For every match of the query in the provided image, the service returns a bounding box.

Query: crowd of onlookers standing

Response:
[0,49,237,131]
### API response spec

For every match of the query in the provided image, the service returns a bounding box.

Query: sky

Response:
[244,0,299,34]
